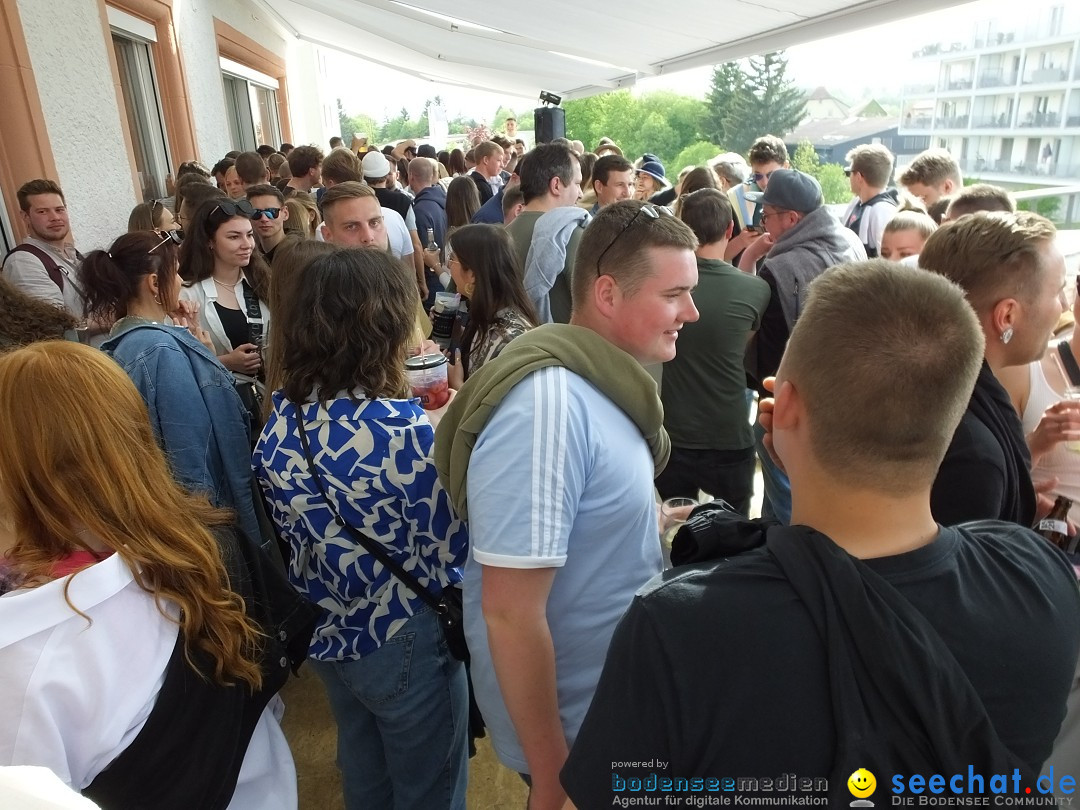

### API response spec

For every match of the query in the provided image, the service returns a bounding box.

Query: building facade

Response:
[0,0,336,253]
[899,3,1080,184]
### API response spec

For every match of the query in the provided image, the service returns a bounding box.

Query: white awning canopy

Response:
[256,0,970,99]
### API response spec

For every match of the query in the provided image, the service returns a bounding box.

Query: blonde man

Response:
[899,147,963,206]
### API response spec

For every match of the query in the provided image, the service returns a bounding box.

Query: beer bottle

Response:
[1037,495,1073,550]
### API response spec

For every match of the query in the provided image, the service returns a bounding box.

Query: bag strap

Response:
[293,403,446,614]
[4,244,65,291]
[1057,341,1080,387]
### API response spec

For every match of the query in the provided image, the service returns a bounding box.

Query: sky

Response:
[327,0,1041,125]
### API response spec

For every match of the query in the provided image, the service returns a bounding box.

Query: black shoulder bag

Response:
[294,406,468,662]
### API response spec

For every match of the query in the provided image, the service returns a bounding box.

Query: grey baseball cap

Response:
[744,169,823,213]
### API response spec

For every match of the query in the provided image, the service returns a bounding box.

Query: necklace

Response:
[214,276,241,290]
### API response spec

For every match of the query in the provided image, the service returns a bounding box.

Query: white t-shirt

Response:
[383,207,414,259]
[463,366,663,773]
[0,554,296,808]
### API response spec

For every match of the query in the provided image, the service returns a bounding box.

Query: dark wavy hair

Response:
[448,224,538,377]
[0,277,76,348]
[179,198,270,302]
[281,248,415,405]
[446,176,481,230]
[82,231,180,326]
[264,239,336,416]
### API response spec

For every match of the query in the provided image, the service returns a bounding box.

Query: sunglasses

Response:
[844,169,854,177]
[251,207,283,220]
[148,228,183,253]
[751,171,774,183]
[596,204,671,275]
[209,199,256,219]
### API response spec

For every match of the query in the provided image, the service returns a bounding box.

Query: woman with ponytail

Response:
[0,341,317,809]
[82,230,269,553]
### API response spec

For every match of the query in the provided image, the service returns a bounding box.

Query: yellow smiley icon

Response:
[848,768,877,799]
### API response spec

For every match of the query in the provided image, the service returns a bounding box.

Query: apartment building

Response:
[899,3,1080,184]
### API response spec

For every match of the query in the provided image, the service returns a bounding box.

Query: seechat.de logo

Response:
[849,768,877,807]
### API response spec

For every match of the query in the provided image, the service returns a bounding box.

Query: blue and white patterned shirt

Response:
[253,390,468,661]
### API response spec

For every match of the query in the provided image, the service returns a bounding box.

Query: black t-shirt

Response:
[214,302,250,350]
[374,187,412,221]
[561,524,1080,806]
[932,363,1036,527]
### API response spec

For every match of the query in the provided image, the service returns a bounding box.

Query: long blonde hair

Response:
[0,342,263,689]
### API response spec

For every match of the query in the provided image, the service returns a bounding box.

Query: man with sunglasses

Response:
[746,135,790,230]
[435,200,699,810]
[246,184,293,265]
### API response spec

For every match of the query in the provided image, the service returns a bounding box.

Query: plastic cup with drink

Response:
[406,353,451,410]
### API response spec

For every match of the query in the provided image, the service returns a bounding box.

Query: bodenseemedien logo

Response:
[849,768,877,807]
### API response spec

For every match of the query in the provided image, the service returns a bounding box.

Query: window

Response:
[0,185,14,255]
[221,58,282,151]
[109,9,172,203]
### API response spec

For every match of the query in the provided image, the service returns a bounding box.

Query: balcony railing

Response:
[903,115,933,129]
[1069,115,1080,126]
[1019,111,1062,127]
[977,71,1018,88]
[973,114,1012,128]
[959,158,1080,179]
[936,115,971,128]
[943,79,974,91]
[1024,68,1069,84]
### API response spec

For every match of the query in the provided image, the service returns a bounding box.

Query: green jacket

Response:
[433,323,670,521]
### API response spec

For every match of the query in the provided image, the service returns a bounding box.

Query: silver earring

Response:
[1001,327,1013,344]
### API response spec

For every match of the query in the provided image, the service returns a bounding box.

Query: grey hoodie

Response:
[762,206,866,329]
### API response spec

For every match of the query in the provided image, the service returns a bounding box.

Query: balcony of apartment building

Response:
[972,112,1013,128]
[1019,110,1063,127]
[936,114,971,129]
[958,156,1080,179]
[1022,65,1071,85]
[941,76,975,92]
[976,68,1020,89]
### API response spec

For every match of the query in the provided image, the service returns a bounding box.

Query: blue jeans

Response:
[753,420,791,524]
[311,608,469,810]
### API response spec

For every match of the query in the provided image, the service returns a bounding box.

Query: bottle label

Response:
[1038,519,1068,535]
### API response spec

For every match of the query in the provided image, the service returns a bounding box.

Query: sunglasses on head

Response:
[148,228,183,253]
[251,207,283,220]
[209,199,256,219]
[596,203,672,275]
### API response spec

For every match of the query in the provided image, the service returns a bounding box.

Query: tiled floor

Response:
[280,666,528,810]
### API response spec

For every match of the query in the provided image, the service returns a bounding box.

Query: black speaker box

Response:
[534,107,566,144]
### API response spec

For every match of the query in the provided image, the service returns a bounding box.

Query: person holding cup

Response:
[254,246,469,810]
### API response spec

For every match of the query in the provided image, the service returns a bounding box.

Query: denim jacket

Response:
[101,323,264,546]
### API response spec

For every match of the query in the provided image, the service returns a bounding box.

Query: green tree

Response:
[564,90,705,167]
[672,141,725,175]
[725,52,806,156]
[790,140,821,175]
[790,140,848,204]
[815,164,851,205]
[700,61,744,148]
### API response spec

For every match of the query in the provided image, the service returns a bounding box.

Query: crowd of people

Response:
[0,125,1078,810]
